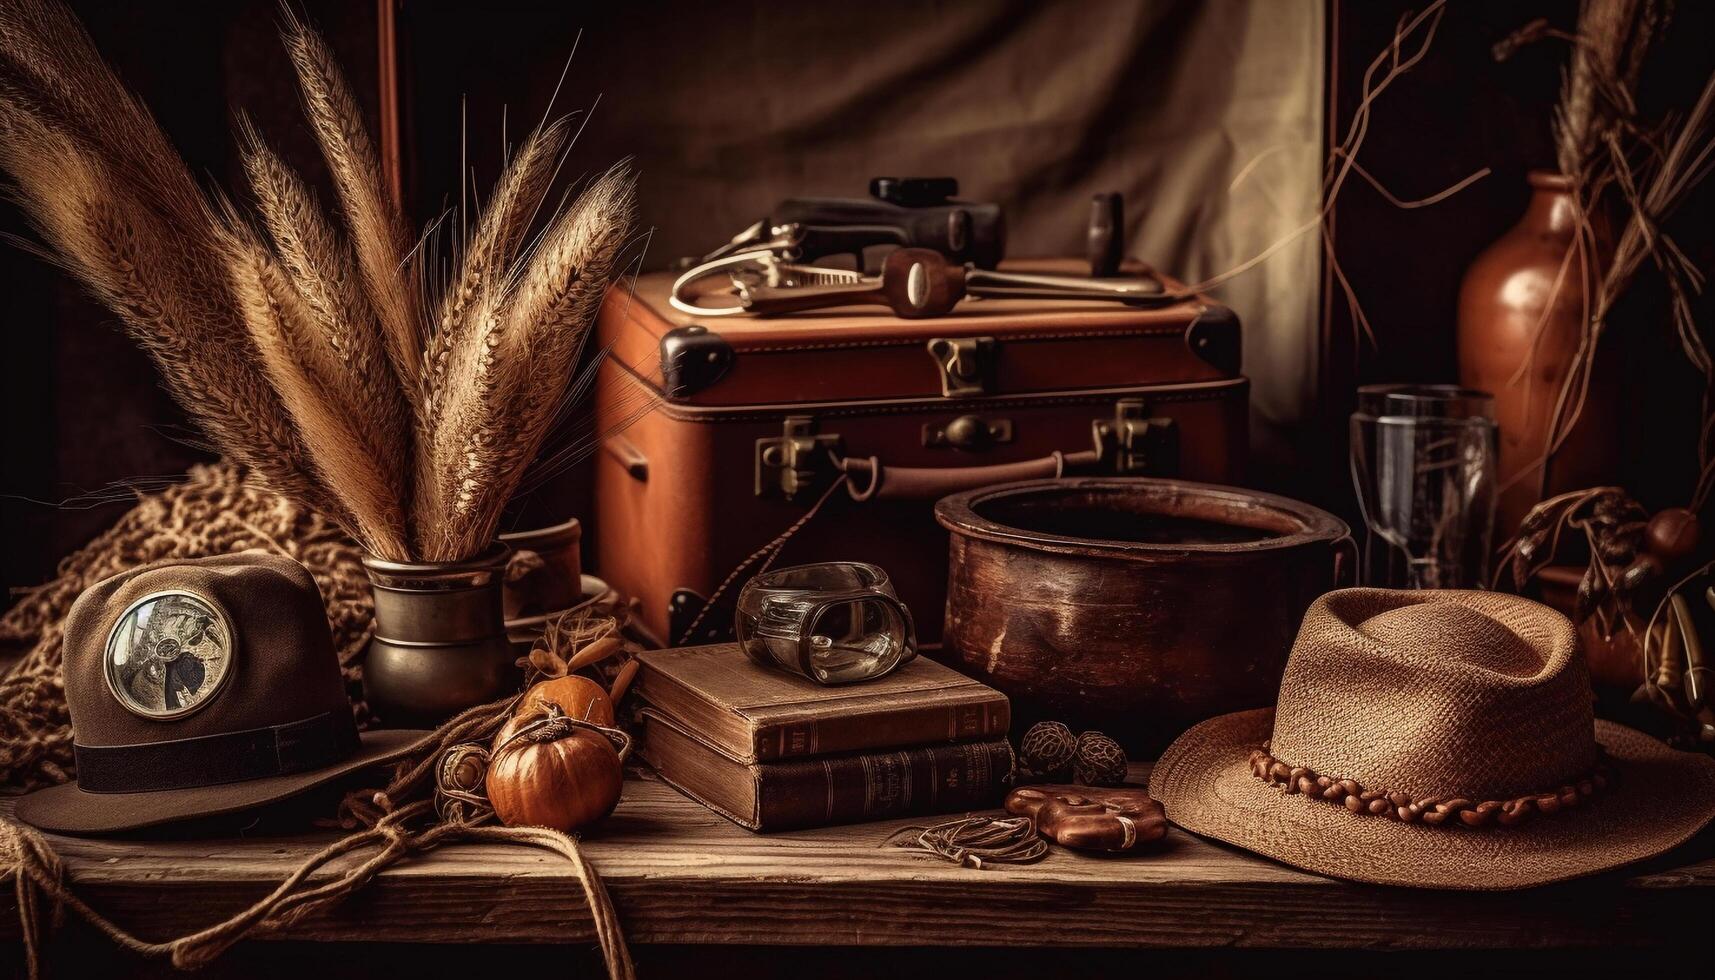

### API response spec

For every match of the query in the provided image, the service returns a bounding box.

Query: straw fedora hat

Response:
[16,552,424,834]
[1150,588,1715,889]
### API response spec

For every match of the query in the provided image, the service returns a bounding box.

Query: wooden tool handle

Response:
[742,248,965,318]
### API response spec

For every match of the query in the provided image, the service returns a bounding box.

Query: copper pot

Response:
[936,478,1351,752]
[362,543,518,725]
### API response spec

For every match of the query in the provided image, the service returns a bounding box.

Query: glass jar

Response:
[735,562,917,684]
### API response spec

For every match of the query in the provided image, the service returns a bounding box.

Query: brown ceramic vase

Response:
[1457,170,1618,540]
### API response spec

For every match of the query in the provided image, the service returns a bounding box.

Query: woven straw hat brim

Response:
[1150,708,1715,890]
[14,729,425,835]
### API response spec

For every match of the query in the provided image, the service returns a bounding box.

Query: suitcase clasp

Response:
[926,336,995,397]
[1093,399,1178,475]
[756,416,842,499]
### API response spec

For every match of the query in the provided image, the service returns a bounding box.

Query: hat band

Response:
[1249,743,1612,828]
[73,710,361,793]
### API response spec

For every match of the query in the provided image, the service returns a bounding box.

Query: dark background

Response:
[4,1,1715,973]
[4,0,1712,596]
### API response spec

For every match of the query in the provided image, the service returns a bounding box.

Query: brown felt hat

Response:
[1150,588,1715,890]
[16,552,424,834]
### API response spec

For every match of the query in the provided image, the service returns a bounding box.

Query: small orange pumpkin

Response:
[487,710,624,831]
[496,675,614,748]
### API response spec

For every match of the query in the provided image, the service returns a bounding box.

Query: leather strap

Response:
[74,711,361,794]
[839,449,1099,501]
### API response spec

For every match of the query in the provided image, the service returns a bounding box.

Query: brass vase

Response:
[361,543,518,726]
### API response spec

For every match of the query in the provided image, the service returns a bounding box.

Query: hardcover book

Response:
[632,644,1010,764]
[639,709,1015,832]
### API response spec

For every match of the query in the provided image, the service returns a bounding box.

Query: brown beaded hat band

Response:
[1150,589,1715,890]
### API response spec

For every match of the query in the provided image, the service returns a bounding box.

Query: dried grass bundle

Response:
[1496,1,1715,511]
[0,1,636,563]
[422,165,636,560]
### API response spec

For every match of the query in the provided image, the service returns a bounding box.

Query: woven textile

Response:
[1271,590,1598,802]
[1151,588,1715,889]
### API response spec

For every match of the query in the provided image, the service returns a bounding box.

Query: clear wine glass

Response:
[1351,385,1498,589]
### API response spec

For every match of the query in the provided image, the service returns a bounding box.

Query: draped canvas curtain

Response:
[490,0,1327,460]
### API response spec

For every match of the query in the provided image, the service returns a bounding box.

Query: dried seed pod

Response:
[1573,566,1601,624]
[1620,554,1663,595]
[1645,508,1699,565]
[1598,520,1646,564]
[1016,721,1076,782]
[1073,731,1128,786]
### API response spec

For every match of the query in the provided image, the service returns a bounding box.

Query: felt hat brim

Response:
[13,728,426,835]
[1150,708,1715,890]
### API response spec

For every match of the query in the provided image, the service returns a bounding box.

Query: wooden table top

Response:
[3,763,1712,949]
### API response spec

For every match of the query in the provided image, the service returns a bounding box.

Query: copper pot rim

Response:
[934,477,1349,560]
[360,541,512,579]
[497,517,582,549]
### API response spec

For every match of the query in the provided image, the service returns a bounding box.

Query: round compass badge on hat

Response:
[16,552,423,835]
[105,591,236,719]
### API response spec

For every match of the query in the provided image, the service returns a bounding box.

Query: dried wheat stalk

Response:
[0,99,349,528]
[0,0,636,564]
[1557,0,1664,177]
[0,0,209,229]
[419,117,571,451]
[280,7,422,391]
[237,121,414,551]
[223,223,411,558]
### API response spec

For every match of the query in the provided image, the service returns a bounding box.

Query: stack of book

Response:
[634,644,1013,831]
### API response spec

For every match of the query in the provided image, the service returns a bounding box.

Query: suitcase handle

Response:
[836,449,1102,501]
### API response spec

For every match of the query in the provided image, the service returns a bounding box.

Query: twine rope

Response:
[883,816,1047,869]
[674,473,850,644]
[0,692,637,979]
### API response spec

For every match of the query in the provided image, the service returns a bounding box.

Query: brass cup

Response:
[361,543,518,726]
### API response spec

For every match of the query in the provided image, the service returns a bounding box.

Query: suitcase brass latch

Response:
[926,336,995,397]
[756,416,841,499]
[923,414,1013,451]
[1093,399,1178,474]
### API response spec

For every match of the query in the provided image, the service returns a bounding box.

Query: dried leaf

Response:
[528,645,568,679]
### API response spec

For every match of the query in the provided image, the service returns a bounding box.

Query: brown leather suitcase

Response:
[590,259,1248,647]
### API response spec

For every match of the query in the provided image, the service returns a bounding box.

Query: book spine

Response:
[756,739,1014,831]
[753,698,1011,761]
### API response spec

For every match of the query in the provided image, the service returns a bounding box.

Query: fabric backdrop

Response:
[402,0,1326,466]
